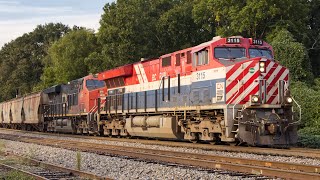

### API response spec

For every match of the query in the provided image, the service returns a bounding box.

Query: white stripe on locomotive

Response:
[133,64,144,84]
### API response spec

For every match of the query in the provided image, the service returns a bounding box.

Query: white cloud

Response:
[0,13,101,47]
[0,0,106,47]
[0,0,20,5]
[0,1,74,14]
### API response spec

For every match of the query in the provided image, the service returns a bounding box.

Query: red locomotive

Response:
[0,36,300,147]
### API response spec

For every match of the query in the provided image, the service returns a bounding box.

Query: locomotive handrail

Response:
[226,80,240,107]
[289,97,301,126]
[232,81,257,119]
[158,76,165,89]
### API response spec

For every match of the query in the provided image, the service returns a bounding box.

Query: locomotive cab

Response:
[216,37,299,146]
[43,74,106,133]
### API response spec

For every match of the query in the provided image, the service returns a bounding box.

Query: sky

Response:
[0,0,114,47]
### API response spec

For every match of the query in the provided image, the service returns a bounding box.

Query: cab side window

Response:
[193,49,208,66]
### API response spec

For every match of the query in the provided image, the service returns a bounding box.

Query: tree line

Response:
[0,0,319,146]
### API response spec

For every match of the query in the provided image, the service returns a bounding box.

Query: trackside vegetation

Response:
[0,0,319,147]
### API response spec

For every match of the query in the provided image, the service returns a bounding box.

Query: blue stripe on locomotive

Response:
[121,78,226,111]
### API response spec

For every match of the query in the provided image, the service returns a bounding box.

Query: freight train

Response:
[0,36,301,146]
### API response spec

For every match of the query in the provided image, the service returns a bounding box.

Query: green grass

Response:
[0,170,35,180]
[0,140,6,153]
[76,151,81,171]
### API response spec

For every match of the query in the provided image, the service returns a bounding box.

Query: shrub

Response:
[297,127,320,148]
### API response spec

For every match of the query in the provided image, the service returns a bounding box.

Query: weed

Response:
[4,170,35,180]
[76,151,81,171]
[0,140,6,153]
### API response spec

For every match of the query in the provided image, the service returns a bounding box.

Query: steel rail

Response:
[0,163,47,180]
[1,128,320,159]
[34,138,320,174]
[0,150,108,180]
[1,133,319,180]
[27,158,108,180]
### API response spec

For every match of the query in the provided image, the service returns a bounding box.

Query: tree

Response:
[201,0,309,40]
[98,0,175,68]
[98,0,212,70]
[271,30,313,82]
[0,23,70,101]
[192,0,216,39]
[157,0,210,53]
[306,0,320,77]
[40,29,100,87]
[291,81,320,129]
[84,52,108,74]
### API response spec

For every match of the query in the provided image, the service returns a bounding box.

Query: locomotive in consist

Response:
[0,36,300,146]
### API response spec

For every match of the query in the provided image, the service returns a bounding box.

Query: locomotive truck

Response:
[0,36,300,146]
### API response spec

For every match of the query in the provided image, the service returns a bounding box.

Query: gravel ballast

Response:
[1,130,319,166]
[1,139,254,180]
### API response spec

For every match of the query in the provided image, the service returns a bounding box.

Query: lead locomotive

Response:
[0,36,300,146]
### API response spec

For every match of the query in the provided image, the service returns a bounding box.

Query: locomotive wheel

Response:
[209,133,221,145]
[190,140,198,144]
[229,142,239,146]
[209,141,217,145]
[189,132,199,143]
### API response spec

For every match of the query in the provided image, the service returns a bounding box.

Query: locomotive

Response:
[0,36,300,146]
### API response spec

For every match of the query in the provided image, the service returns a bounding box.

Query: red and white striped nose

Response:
[261,59,289,105]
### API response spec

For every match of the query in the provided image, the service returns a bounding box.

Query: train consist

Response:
[0,36,300,146]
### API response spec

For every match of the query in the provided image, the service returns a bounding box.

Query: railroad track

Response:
[1,128,319,159]
[0,133,319,180]
[0,163,76,180]
[0,154,106,180]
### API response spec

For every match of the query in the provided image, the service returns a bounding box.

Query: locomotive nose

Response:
[256,58,290,105]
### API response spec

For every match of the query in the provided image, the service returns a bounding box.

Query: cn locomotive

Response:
[0,36,300,146]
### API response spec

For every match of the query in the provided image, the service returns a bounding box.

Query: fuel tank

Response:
[125,116,183,139]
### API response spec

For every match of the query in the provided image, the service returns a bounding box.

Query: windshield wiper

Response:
[234,57,247,60]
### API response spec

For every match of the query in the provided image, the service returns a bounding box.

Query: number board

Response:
[251,39,263,45]
[226,38,241,44]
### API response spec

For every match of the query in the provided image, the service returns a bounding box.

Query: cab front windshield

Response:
[86,79,105,90]
[249,48,273,59]
[214,47,246,60]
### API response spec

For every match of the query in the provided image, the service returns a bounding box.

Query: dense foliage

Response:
[40,29,100,88]
[271,30,313,82]
[0,0,319,147]
[0,23,70,101]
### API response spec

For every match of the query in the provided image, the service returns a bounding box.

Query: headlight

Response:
[259,61,266,73]
[285,96,293,104]
[251,95,259,103]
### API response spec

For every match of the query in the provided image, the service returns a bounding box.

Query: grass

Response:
[76,151,81,171]
[0,140,6,153]
[1,170,35,180]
